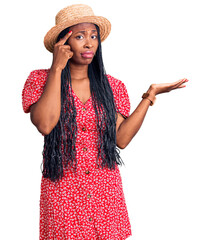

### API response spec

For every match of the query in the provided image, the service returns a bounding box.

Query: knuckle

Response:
[54,42,60,48]
[59,45,65,51]
[150,84,156,89]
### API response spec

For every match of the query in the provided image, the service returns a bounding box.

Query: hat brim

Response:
[44,16,111,52]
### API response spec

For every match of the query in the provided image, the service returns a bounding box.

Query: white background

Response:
[1,0,210,239]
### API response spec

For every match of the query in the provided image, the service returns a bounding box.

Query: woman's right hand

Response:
[51,31,73,71]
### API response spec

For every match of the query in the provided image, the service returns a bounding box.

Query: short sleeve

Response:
[22,69,49,113]
[107,75,131,118]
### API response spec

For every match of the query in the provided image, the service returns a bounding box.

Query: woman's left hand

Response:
[116,77,189,149]
[148,78,189,95]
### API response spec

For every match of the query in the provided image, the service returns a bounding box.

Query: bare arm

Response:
[30,67,62,135]
[116,78,189,149]
[30,31,73,135]
[116,97,151,149]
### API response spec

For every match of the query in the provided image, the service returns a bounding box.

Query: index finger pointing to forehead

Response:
[58,30,72,45]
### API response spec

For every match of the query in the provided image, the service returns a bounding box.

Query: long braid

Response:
[89,27,123,169]
[42,59,77,182]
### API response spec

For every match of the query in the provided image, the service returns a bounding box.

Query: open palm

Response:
[150,78,189,95]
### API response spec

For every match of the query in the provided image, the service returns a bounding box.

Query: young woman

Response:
[22,4,188,240]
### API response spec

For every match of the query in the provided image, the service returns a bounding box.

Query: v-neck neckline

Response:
[71,88,92,106]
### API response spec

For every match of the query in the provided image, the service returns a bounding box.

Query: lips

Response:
[81,51,94,58]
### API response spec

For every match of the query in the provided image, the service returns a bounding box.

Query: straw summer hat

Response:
[44,4,111,52]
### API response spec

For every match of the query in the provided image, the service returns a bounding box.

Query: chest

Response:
[71,79,91,105]
[72,91,97,132]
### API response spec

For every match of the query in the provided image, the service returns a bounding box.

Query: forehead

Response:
[69,23,97,31]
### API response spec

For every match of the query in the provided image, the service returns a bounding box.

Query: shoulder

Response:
[23,69,50,92]
[106,74,125,89]
[29,68,50,75]
[106,74,129,97]
[26,68,50,83]
[106,74,130,117]
[22,69,50,113]
[106,74,129,95]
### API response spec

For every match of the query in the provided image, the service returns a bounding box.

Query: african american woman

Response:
[22,4,188,240]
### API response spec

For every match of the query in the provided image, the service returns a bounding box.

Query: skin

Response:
[30,22,188,148]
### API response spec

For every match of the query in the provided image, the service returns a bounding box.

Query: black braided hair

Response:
[41,25,124,182]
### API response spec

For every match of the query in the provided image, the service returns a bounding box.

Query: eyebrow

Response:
[75,30,97,34]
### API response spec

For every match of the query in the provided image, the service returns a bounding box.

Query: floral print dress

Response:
[22,69,132,240]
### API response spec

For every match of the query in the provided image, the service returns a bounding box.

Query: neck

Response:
[69,62,89,80]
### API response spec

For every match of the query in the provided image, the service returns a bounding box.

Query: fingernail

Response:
[69,30,72,33]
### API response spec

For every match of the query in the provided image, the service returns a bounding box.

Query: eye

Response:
[76,35,84,40]
[91,35,98,39]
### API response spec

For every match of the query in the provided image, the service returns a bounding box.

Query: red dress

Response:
[22,69,132,240]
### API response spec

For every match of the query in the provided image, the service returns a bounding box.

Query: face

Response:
[67,23,99,65]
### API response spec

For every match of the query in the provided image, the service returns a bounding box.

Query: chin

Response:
[71,57,94,66]
[81,58,94,65]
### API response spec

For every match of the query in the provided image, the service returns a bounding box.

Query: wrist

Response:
[142,86,156,106]
[147,84,157,96]
[50,63,63,73]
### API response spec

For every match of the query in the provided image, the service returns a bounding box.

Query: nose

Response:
[84,38,93,49]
